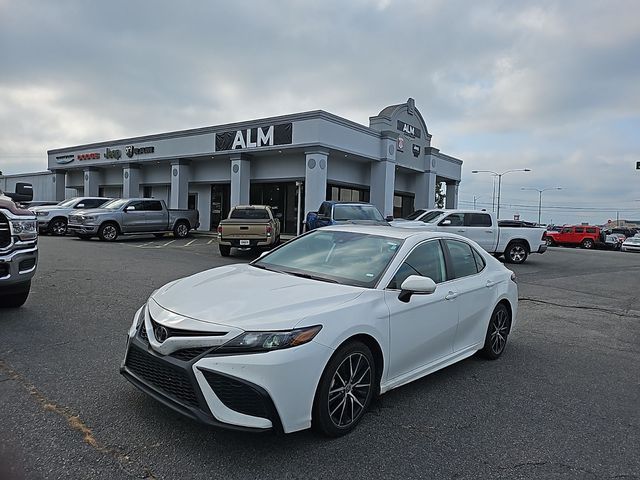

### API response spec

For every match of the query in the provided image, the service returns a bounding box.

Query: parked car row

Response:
[543,224,639,252]
[29,197,199,241]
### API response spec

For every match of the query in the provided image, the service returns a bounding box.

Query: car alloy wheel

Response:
[174,222,189,238]
[101,224,118,241]
[582,239,594,249]
[51,219,67,236]
[480,303,511,360]
[328,352,372,429]
[490,309,509,356]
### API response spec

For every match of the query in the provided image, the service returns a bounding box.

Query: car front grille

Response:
[125,347,199,407]
[0,213,10,248]
[148,314,228,340]
[201,370,270,418]
[170,347,212,362]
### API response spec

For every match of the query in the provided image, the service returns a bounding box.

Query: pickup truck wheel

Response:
[0,281,31,308]
[219,245,231,257]
[505,241,528,264]
[173,221,190,238]
[581,238,594,249]
[98,222,119,242]
[49,218,68,236]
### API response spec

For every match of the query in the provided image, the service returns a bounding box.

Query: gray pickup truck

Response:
[0,183,38,307]
[67,198,199,241]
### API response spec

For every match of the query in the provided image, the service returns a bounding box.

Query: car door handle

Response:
[445,291,458,300]
[486,280,496,288]
[457,229,466,233]
[485,230,493,233]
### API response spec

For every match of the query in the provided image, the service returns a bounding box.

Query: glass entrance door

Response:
[210,184,230,230]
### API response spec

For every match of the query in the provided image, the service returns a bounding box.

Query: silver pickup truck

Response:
[67,198,199,241]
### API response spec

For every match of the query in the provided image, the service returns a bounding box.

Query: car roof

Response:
[319,224,470,241]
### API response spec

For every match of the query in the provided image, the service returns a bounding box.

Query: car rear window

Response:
[230,208,269,219]
[333,205,384,221]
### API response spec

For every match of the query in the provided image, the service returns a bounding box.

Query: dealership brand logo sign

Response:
[215,123,293,151]
[104,148,122,159]
[397,120,421,139]
[125,145,155,158]
[77,152,100,161]
[412,144,421,157]
[55,154,74,164]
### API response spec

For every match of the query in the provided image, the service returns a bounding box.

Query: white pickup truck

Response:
[391,209,547,264]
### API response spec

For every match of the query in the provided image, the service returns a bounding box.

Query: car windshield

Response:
[252,230,403,288]
[419,210,445,223]
[230,208,269,219]
[626,237,640,244]
[101,198,129,209]
[405,209,426,220]
[57,198,78,208]
[333,205,384,222]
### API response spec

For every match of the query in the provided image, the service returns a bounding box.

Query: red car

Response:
[544,225,602,249]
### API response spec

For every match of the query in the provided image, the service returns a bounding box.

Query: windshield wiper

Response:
[280,270,339,284]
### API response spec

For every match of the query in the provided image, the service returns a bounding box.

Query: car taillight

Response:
[541,232,546,240]
[266,225,272,236]
[217,225,222,234]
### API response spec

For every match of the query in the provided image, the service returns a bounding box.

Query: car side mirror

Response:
[385,215,394,222]
[440,219,452,226]
[398,275,437,303]
[76,204,85,209]
[125,205,135,212]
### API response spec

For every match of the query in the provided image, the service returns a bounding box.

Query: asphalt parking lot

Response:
[1,236,639,480]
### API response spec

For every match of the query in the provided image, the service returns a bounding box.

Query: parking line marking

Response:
[136,242,152,248]
[157,240,175,248]
[184,239,196,247]
[207,239,214,245]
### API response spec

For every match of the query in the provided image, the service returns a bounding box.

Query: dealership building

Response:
[4,98,462,233]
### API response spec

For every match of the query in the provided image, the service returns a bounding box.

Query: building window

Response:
[394,193,415,219]
[143,186,153,198]
[327,184,369,202]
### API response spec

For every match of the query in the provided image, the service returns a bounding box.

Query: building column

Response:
[123,165,141,198]
[304,150,328,216]
[230,154,250,207]
[83,168,100,197]
[445,181,459,209]
[370,132,397,218]
[170,161,191,209]
[51,170,66,201]
[414,171,437,209]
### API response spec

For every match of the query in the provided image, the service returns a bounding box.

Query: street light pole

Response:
[472,168,531,220]
[521,187,562,224]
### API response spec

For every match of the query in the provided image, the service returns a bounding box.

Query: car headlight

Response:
[10,219,38,240]
[218,325,322,353]
[82,216,96,222]
[128,305,146,337]
[36,211,50,217]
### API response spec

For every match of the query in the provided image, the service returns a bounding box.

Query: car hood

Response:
[150,263,364,331]
[389,220,436,229]
[71,208,114,216]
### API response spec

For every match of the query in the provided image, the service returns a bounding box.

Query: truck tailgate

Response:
[220,219,270,239]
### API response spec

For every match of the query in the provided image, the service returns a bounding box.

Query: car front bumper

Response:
[68,224,99,235]
[622,244,640,252]
[537,244,547,254]
[0,246,38,286]
[219,238,275,247]
[120,322,332,434]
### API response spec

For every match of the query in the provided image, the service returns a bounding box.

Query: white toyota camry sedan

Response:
[121,225,518,436]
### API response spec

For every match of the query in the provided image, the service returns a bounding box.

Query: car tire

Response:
[0,281,31,308]
[545,236,555,247]
[173,221,190,238]
[312,341,376,437]
[49,218,68,236]
[98,222,119,242]
[479,303,511,360]
[219,245,231,257]
[581,238,594,249]
[504,241,528,264]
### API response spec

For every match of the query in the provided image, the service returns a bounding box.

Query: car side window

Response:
[84,199,107,208]
[586,228,596,233]
[127,200,146,211]
[318,202,329,217]
[387,240,447,289]
[444,240,479,278]
[562,227,572,233]
[440,213,464,226]
[471,247,486,272]
[465,213,492,227]
[144,201,163,211]
[575,227,584,233]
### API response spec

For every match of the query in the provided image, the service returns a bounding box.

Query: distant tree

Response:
[435,182,446,208]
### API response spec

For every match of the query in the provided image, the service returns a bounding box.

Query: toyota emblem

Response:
[154,325,169,343]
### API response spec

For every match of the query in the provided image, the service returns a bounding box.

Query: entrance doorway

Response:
[210,184,230,230]
[250,182,302,234]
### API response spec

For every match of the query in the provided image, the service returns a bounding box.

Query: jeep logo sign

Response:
[104,148,121,160]
[215,123,293,151]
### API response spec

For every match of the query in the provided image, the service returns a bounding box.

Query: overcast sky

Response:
[1,0,638,224]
